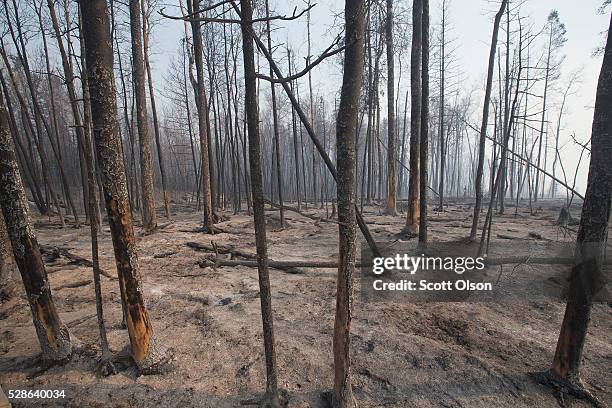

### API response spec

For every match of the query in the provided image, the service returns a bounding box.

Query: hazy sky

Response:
[149,0,610,193]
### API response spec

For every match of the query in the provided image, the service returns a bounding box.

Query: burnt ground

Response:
[0,199,610,407]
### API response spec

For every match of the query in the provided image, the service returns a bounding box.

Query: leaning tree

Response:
[0,79,72,363]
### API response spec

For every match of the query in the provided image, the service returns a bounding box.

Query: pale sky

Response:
[148,0,611,193]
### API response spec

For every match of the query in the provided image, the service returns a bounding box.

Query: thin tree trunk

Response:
[332,1,365,406]
[470,0,507,241]
[385,0,397,215]
[129,0,157,231]
[405,0,422,233]
[239,0,280,405]
[80,0,167,372]
[142,0,170,218]
[188,0,214,232]
[419,0,429,243]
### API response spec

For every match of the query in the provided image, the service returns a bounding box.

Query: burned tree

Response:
[470,0,507,241]
[384,0,397,216]
[129,0,157,231]
[332,0,366,406]
[0,82,72,362]
[419,0,429,243]
[187,0,215,232]
[79,0,168,373]
[239,0,281,405]
[543,13,611,404]
[405,0,422,234]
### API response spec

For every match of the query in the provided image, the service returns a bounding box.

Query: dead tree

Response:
[0,84,72,362]
[419,0,429,243]
[384,0,397,215]
[331,0,366,406]
[544,14,611,404]
[77,3,113,370]
[187,0,215,232]
[265,0,285,228]
[142,0,171,218]
[470,0,507,241]
[238,1,281,405]
[405,0,422,234]
[80,0,168,373]
[129,0,157,231]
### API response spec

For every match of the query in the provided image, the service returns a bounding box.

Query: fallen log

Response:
[55,279,92,290]
[40,245,115,279]
[264,198,339,225]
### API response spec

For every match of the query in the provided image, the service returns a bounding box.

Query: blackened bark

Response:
[142,0,170,219]
[0,86,72,361]
[333,0,365,406]
[239,0,280,405]
[188,0,214,232]
[405,0,422,233]
[129,0,157,231]
[419,0,429,243]
[0,211,16,299]
[470,0,507,241]
[550,14,612,383]
[385,0,397,216]
[265,0,285,228]
[80,0,167,373]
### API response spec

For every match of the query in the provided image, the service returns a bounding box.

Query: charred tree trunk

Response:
[129,0,157,231]
[0,210,16,299]
[188,0,214,232]
[0,85,72,362]
[239,0,281,405]
[265,0,284,228]
[331,1,365,406]
[470,0,507,241]
[548,14,612,393]
[384,0,397,216]
[419,0,429,243]
[405,0,422,234]
[80,0,167,373]
[142,0,170,219]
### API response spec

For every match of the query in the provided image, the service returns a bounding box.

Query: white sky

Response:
[149,0,611,193]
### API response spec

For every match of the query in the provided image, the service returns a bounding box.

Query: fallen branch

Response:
[40,245,115,279]
[55,279,92,290]
[264,198,339,225]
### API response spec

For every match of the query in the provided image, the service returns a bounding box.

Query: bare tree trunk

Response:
[188,0,214,232]
[330,1,366,406]
[77,3,112,367]
[239,0,281,405]
[419,0,429,243]
[265,0,284,227]
[129,0,157,231]
[385,0,397,215]
[80,0,168,373]
[548,15,612,395]
[0,86,72,362]
[470,0,507,241]
[142,0,170,219]
[405,0,422,234]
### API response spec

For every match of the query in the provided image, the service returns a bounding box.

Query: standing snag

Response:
[79,0,168,373]
[0,83,72,363]
[239,0,281,405]
[332,0,366,406]
[129,0,157,231]
[542,13,612,404]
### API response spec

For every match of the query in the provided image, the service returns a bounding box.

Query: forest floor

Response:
[0,199,610,407]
